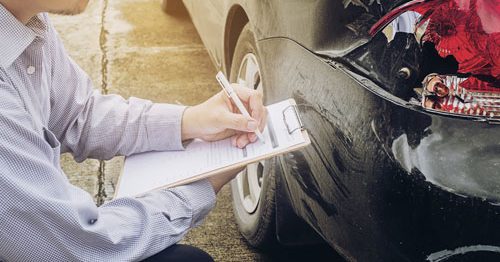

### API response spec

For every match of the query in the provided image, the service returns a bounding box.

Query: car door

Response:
[184,0,225,70]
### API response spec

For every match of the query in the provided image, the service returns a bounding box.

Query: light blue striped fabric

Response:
[0,4,215,261]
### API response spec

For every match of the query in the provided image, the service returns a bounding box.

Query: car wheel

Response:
[161,0,184,15]
[229,24,278,249]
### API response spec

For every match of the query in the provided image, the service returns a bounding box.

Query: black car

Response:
[162,0,500,261]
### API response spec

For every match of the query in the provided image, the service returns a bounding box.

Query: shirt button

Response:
[27,66,36,75]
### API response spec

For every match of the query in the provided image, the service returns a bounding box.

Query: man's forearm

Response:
[53,92,187,161]
[0,83,217,260]
[0,178,216,261]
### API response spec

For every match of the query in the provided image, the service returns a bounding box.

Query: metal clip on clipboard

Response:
[282,104,305,134]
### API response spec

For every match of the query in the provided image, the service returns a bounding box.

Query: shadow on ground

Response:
[263,244,345,262]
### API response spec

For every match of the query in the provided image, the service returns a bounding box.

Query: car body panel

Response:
[184,0,224,68]
[181,0,500,260]
[184,0,413,65]
[260,36,500,261]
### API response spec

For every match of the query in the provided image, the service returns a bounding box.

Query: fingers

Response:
[230,133,251,148]
[249,90,265,122]
[217,83,267,148]
[231,136,237,147]
[228,84,267,148]
[248,133,257,143]
[221,111,258,132]
[236,133,251,148]
[231,84,265,124]
[230,83,254,100]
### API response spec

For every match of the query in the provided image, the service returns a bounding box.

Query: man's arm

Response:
[46,16,266,162]
[0,81,216,261]
[47,21,186,161]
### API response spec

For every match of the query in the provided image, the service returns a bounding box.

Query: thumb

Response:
[222,112,258,132]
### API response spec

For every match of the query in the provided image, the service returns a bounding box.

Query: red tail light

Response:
[420,74,500,118]
[371,0,500,120]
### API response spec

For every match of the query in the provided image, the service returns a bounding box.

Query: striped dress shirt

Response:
[0,4,215,261]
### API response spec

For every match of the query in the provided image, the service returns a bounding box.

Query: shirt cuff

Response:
[146,103,186,151]
[168,179,216,227]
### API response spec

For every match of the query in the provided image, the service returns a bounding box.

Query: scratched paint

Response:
[427,245,500,261]
[180,0,500,260]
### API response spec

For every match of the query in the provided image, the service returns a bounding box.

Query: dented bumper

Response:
[259,36,500,261]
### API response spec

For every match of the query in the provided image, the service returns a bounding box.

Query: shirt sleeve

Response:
[0,82,216,261]
[46,19,184,162]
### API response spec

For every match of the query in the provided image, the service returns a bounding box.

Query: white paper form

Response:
[116,99,306,198]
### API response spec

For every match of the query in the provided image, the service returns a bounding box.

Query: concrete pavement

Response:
[51,0,266,260]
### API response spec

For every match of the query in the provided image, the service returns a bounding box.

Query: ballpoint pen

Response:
[216,71,265,144]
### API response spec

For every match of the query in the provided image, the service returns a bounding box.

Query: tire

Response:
[229,24,278,249]
[161,0,184,15]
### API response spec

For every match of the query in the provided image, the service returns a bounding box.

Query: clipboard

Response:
[114,99,310,198]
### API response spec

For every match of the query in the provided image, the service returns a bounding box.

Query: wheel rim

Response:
[235,53,265,214]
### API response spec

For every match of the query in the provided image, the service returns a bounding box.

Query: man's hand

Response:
[181,83,267,148]
[181,83,267,193]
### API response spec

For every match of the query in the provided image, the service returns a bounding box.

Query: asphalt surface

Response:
[51,0,265,260]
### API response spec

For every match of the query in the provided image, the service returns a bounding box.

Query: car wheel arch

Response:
[225,11,327,247]
[224,4,249,77]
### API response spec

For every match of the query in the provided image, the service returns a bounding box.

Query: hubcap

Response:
[235,53,265,214]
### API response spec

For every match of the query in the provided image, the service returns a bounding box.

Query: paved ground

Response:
[50,0,266,261]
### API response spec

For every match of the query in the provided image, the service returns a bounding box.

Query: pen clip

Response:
[216,72,232,97]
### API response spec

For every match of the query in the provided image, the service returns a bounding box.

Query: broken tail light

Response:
[370,0,500,120]
[418,74,500,118]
